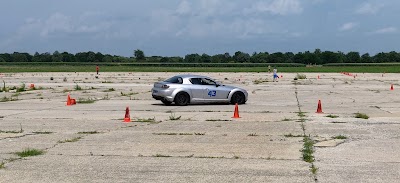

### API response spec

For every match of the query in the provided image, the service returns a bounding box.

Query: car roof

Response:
[174,74,211,79]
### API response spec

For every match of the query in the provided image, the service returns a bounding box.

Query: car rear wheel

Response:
[161,99,172,106]
[174,92,190,106]
[230,92,245,104]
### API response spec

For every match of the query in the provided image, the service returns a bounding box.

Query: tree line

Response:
[1,49,400,64]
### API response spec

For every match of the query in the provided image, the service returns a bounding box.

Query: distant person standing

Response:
[273,68,279,82]
[96,65,99,75]
[268,65,271,73]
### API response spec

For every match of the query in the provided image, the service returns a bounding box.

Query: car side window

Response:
[201,78,216,85]
[190,78,202,85]
[165,76,183,84]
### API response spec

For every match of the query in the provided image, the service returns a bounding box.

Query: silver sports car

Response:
[152,74,248,106]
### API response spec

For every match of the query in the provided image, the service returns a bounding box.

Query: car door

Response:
[188,78,205,101]
[201,78,230,102]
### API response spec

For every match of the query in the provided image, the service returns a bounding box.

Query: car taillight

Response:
[161,84,170,89]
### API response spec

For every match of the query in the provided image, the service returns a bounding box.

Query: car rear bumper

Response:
[152,88,174,102]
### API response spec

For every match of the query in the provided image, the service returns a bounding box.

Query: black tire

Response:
[174,92,190,106]
[161,99,172,106]
[230,92,246,105]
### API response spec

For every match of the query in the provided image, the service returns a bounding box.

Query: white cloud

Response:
[40,13,74,37]
[372,27,397,34]
[176,0,191,15]
[246,0,303,15]
[339,22,358,31]
[356,2,384,14]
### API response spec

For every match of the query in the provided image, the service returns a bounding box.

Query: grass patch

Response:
[58,137,82,143]
[77,131,99,134]
[311,164,318,175]
[0,96,18,102]
[355,112,369,119]
[0,96,10,102]
[77,98,96,104]
[74,84,82,91]
[295,73,307,80]
[282,117,292,121]
[302,136,315,163]
[326,114,339,118]
[206,119,232,122]
[0,125,23,133]
[284,133,305,138]
[195,132,205,135]
[134,117,156,123]
[153,154,171,158]
[248,133,258,136]
[169,113,181,120]
[179,133,193,135]
[0,161,4,169]
[332,135,347,139]
[0,130,23,134]
[15,148,44,157]
[153,133,178,135]
[16,83,26,92]
[32,131,53,134]
[297,112,307,118]
[196,156,225,159]
[121,92,139,96]
[253,78,269,84]
[233,155,240,159]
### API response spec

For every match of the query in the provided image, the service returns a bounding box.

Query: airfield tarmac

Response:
[0,72,399,183]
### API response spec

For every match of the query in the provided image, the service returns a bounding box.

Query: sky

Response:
[1,0,399,57]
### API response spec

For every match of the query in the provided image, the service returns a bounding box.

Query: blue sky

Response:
[1,0,399,57]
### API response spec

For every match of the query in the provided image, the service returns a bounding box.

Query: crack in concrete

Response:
[370,106,392,114]
[294,81,318,183]
[0,133,38,141]
[48,153,301,161]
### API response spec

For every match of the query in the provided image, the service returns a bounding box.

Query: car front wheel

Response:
[174,92,190,106]
[230,92,245,104]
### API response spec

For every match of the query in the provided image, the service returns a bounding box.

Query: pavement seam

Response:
[294,82,318,182]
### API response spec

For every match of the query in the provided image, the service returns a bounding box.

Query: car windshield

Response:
[164,76,183,84]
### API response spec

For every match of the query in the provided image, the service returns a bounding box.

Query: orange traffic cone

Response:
[232,103,240,118]
[391,84,394,91]
[317,75,320,79]
[316,100,323,113]
[124,107,131,122]
[66,93,72,106]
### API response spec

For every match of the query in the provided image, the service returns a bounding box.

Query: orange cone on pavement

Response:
[317,75,320,79]
[124,106,131,122]
[316,100,323,113]
[66,93,72,106]
[391,84,394,91]
[232,103,240,118]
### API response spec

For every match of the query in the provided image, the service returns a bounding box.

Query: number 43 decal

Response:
[208,90,217,97]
